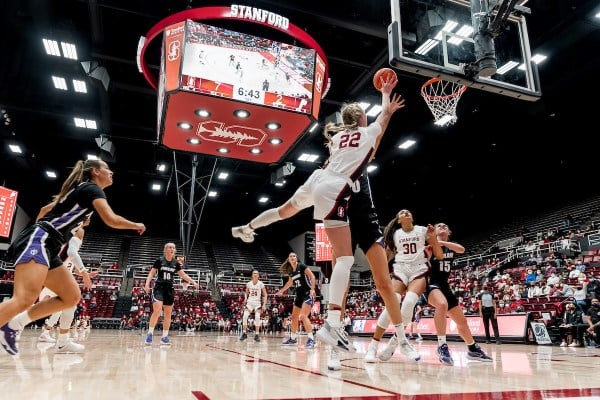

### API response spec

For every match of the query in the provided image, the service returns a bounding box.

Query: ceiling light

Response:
[234,109,250,118]
[531,54,547,64]
[258,196,269,203]
[151,183,161,191]
[217,148,229,154]
[266,122,281,130]
[178,122,193,130]
[187,138,200,145]
[156,163,167,172]
[366,165,378,173]
[52,76,68,90]
[366,105,382,117]
[269,138,282,145]
[208,191,217,197]
[447,25,474,45]
[74,117,97,129]
[45,170,57,178]
[60,42,78,60]
[250,148,262,154]
[275,180,286,187]
[298,153,319,162]
[435,115,454,126]
[195,109,210,117]
[87,154,98,160]
[434,20,458,40]
[496,61,519,75]
[8,144,22,154]
[308,122,319,133]
[73,79,87,93]
[218,172,229,180]
[398,139,416,150]
[415,39,439,55]
[42,38,60,57]
[359,102,371,111]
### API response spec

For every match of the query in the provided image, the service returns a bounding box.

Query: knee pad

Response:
[376,309,391,330]
[328,256,354,305]
[59,306,77,330]
[254,311,261,327]
[401,291,419,324]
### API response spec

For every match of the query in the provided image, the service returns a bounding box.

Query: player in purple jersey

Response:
[0,159,145,355]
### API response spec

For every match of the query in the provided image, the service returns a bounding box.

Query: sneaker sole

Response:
[0,332,18,355]
[316,328,355,353]
[467,355,493,362]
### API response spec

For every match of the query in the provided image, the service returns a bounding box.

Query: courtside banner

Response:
[352,314,529,339]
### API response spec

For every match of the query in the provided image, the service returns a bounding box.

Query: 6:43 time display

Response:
[233,85,266,105]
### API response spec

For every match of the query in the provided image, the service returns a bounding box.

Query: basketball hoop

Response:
[421,77,466,126]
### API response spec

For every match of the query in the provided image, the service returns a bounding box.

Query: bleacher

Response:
[80,230,123,266]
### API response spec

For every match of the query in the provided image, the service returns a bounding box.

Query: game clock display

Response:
[180,20,316,114]
[234,87,265,103]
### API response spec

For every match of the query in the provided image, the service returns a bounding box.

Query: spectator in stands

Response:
[524,241,538,257]
[525,269,537,284]
[547,272,560,286]
[276,252,317,348]
[239,269,268,342]
[585,298,600,347]
[0,159,145,355]
[569,265,582,280]
[144,242,199,346]
[527,282,542,298]
[559,302,585,347]
[478,285,501,344]
[573,281,589,312]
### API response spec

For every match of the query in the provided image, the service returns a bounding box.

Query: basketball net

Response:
[421,77,466,126]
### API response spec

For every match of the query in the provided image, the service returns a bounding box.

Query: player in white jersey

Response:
[239,270,268,342]
[367,209,443,361]
[232,75,405,354]
[36,216,96,353]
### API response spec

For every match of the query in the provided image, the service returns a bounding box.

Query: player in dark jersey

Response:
[1,159,145,355]
[144,242,198,346]
[330,173,419,370]
[276,252,317,349]
[426,223,492,365]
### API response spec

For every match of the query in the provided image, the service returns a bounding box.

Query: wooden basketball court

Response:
[1,329,598,399]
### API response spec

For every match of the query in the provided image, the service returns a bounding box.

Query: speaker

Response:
[95,135,115,158]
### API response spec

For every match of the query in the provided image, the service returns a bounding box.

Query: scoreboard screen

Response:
[180,20,316,114]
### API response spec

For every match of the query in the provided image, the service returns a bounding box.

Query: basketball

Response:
[373,67,397,91]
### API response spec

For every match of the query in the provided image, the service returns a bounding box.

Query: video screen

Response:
[180,20,316,114]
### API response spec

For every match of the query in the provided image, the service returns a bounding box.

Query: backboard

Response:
[388,0,541,101]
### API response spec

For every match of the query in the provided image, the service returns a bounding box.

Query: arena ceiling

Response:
[1,0,599,247]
